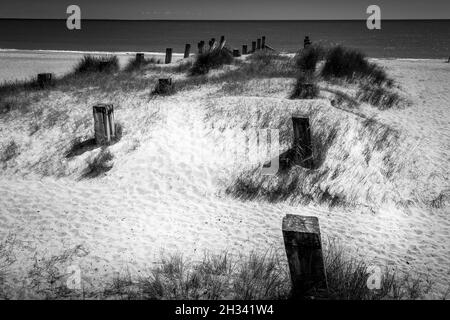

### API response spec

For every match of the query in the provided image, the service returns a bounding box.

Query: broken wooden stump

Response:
[251,41,256,53]
[242,45,248,55]
[37,73,53,88]
[262,36,266,49]
[304,36,312,48]
[219,36,226,49]
[184,44,191,58]
[153,78,174,95]
[165,48,173,64]
[232,49,241,57]
[282,214,328,298]
[198,41,205,54]
[209,38,217,51]
[93,104,116,145]
[257,38,262,50]
[292,116,313,168]
[135,53,144,64]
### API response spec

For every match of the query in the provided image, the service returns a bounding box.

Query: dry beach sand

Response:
[0,51,449,298]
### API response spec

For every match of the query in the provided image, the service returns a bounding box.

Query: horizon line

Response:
[1,18,449,21]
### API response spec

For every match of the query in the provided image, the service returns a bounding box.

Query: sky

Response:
[0,0,449,20]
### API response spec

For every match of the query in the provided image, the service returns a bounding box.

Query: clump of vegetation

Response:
[103,251,290,300]
[124,56,159,72]
[27,245,89,299]
[151,79,175,96]
[81,149,114,179]
[357,83,402,110]
[290,73,320,99]
[321,46,390,85]
[190,49,234,76]
[0,235,16,299]
[1,141,20,164]
[296,45,325,73]
[0,237,436,299]
[74,55,120,74]
[323,240,433,300]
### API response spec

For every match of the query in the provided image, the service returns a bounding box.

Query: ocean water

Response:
[0,19,449,58]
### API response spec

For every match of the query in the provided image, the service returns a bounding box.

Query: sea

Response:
[0,19,449,58]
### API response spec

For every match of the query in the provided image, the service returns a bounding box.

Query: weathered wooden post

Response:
[257,38,261,50]
[232,49,240,57]
[262,36,266,49]
[184,44,191,58]
[153,78,174,95]
[251,41,256,53]
[37,73,53,88]
[219,36,226,50]
[282,214,328,298]
[242,45,248,55]
[93,104,116,145]
[209,38,217,51]
[292,116,313,168]
[304,36,312,48]
[198,41,205,54]
[165,48,173,64]
[135,53,144,64]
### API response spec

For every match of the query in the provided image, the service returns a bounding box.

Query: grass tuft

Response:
[321,46,390,86]
[124,56,159,72]
[357,83,402,110]
[1,140,20,164]
[190,49,234,76]
[290,73,320,99]
[295,45,325,73]
[74,55,119,74]
[81,149,114,179]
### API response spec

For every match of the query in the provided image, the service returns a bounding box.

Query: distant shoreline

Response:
[0,49,446,84]
[0,48,446,60]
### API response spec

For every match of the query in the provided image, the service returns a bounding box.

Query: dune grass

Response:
[0,235,435,300]
[295,45,325,73]
[190,49,234,75]
[321,46,391,86]
[290,72,320,99]
[73,55,119,74]
[81,148,114,179]
[124,56,161,72]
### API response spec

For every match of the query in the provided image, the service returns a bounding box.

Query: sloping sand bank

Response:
[0,57,449,298]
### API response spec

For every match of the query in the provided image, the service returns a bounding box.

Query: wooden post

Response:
[251,41,256,53]
[184,44,191,58]
[304,36,312,49]
[232,49,240,57]
[292,116,313,168]
[209,38,217,51]
[37,73,53,88]
[219,36,226,50]
[282,214,328,298]
[93,104,115,145]
[153,78,174,95]
[242,45,248,55]
[136,53,144,64]
[257,38,261,50]
[165,48,172,64]
[198,41,204,54]
[261,36,266,49]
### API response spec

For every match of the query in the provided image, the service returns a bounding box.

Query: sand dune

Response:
[0,55,449,298]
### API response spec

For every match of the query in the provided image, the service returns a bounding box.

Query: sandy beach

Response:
[0,50,185,83]
[0,49,449,299]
